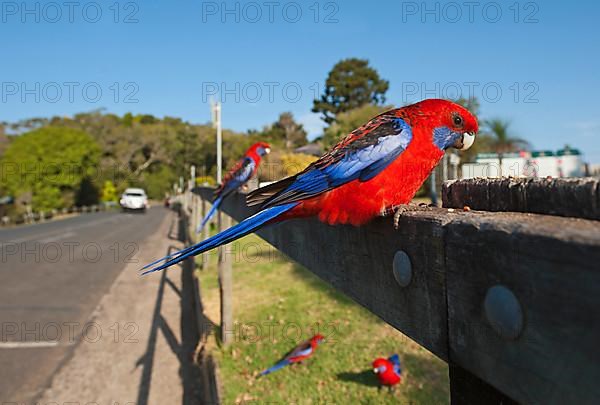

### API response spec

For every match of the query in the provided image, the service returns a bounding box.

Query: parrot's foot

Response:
[382,203,433,230]
[394,204,412,230]
[393,206,408,230]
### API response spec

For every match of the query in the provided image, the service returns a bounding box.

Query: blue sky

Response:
[1,0,599,162]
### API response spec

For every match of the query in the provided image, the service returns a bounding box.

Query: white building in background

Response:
[461,147,585,179]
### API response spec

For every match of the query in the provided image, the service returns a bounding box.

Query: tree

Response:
[484,119,530,175]
[261,112,308,150]
[322,104,391,149]
[100,180,118,202]
[0,124,10,158]
[0,127,100,211]
[312,58,389,124]
[453,97,481,116]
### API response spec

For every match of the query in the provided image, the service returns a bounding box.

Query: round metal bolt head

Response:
[484,285,524,340]
[392,251,412,287]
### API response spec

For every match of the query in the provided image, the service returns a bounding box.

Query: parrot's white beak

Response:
[373,368,379,373]
[456,132,476,151]
[265,147,271,154]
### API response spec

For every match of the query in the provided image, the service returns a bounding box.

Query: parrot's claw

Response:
[393,206,409,230]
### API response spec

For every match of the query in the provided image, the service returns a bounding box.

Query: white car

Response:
[119,188,148,212]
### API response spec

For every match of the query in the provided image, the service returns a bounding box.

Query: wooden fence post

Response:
[191,193,198,243]
[218,210,233,345]
[201,198,209,270]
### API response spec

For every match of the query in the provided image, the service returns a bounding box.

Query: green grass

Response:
[196,233,449,404]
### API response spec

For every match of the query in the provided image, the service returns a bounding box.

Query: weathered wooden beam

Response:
[194,187,600,405]
[442,177,600,220]
[196,187,451,360]
[445,211,600,405]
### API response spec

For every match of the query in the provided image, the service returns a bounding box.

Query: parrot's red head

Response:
[372,358,390,374]
[247,142,271,157]
[400,99,479,151]
[311,334,325,345]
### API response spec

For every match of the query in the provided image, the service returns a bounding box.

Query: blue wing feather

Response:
[218,157,255,198]
[259,116,412,208]
[388,354,402,376]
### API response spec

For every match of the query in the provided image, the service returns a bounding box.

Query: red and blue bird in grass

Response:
[373,354,402,391]
[259,334,324,377]
[196,141,270,233]
[142,99,478,274]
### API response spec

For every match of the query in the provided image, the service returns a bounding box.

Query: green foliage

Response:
[0,127,10,161]
[100,180,118,202]
[322,104,391,149]
[122,112,134,127]
[141,164,177,199]
[312,58,389,124]
[483,119,530,154]
[259,112,308,150]
[195,175,216,186]
[43,111,251,198]
[0,127,100,211]
[280,153,318,177]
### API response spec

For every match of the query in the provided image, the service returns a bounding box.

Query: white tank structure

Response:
[528,151,559,178]
[461,147,586,179]
[556,147,584,177]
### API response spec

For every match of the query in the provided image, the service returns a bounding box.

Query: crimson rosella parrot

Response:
[196,142,271,233]
[142,99,477,274]
[259,334,324,377]
[373,354,402,391]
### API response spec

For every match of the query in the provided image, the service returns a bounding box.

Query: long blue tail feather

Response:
[141,202,297,275]
[196,196,223,234]
[259,359,290,376]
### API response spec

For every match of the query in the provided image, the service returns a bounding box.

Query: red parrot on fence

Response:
[142,99,477,274]
[196,142,270,233]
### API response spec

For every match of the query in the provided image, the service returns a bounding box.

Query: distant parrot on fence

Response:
[196,141,271,233]
[373,354,402,390]
[142,99,477,274]
[259,334,325,377]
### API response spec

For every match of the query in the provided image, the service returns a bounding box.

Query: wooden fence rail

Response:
[194,178,600,405]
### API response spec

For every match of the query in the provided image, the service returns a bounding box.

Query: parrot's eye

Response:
[453,114,464,128]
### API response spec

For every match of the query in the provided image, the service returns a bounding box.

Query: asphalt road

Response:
[0,206,169,403]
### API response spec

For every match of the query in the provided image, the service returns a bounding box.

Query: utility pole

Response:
[212,101,223,184]
[212,100,232,345]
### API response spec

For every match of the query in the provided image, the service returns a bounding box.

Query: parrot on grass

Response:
[258,334,325,377]
[373,354,402,391]
[142,99,477,274]
[196,141,271,233]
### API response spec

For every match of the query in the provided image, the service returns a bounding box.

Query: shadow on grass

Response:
[337,369,380,388]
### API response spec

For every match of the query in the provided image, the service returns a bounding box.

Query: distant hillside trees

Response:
[0,127,100,211]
